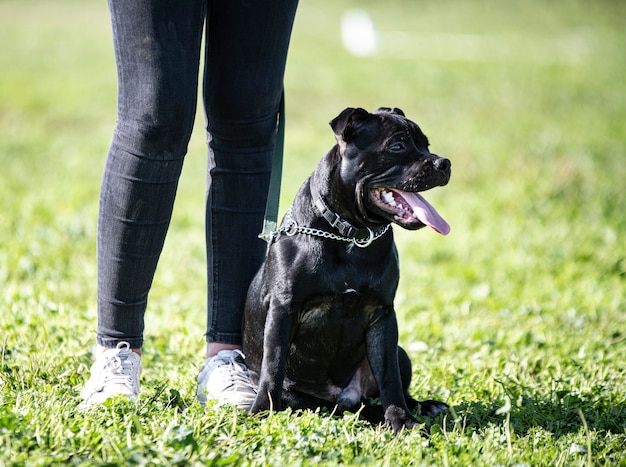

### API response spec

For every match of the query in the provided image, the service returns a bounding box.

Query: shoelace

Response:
[224,351,256,392]
[98,347,137,389]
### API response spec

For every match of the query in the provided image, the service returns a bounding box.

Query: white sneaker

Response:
[79,341,142,408]
[196,349,257,411]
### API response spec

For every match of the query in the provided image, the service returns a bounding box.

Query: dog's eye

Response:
[388,142,406,153]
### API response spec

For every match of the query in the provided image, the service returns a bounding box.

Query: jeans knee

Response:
[113,119,192,161]
[209,113,278,154]
[115,95,196,160]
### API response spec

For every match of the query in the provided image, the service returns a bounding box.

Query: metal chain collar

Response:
[259,207,390,249]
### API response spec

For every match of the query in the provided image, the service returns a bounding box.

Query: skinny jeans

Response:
[96,0,298,349]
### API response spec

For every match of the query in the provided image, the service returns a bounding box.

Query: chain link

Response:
[259,207,390,248]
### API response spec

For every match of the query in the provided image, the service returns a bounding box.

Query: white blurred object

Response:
[340,9,590,64]
[341,9,378,57]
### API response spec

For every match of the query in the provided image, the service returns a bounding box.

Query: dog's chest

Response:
[292,290,388,354]
[290,244,398,340]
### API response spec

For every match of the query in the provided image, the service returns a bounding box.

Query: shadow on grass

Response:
[443,395,626,437]
[139,380,626,439]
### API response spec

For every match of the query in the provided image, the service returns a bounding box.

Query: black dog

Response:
[243,107,450,434]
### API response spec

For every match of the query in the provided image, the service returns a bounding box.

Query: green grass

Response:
[1,0,625,465]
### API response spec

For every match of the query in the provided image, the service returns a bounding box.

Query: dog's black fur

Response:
[243,107,451,434]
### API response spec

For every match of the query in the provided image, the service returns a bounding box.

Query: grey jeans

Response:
[96,0,298,349]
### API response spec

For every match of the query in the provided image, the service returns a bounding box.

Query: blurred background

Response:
[1,0,624,399]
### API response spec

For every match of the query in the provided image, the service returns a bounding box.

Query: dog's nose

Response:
[434,157,451,172]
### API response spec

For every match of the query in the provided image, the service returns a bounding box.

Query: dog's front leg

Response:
[365,310,418,434]
[250,301,292,414]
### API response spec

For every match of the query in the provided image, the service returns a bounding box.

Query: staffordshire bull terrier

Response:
[243,107,450,434]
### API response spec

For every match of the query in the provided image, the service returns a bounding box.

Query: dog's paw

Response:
[249,393,272,415]
[419,399,449,418]
[384,405,418,435]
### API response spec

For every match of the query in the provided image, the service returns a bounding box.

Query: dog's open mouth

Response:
[370,188,450,235]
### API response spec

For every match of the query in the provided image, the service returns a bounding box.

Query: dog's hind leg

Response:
[280,388,338,414]
[398,346,449,417]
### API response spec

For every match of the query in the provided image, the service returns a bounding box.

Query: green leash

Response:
[260,91,285,245]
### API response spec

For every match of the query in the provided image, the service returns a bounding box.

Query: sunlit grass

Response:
[1,0,624,464]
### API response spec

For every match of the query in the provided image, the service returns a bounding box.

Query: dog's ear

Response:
[329,107,369,154]
[375,107,405,117]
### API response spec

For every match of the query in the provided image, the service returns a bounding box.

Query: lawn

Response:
[1,0,624,465]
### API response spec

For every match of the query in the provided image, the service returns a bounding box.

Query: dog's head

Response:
[329,107,451,234]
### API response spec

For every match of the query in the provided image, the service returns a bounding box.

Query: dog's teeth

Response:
[382,190,395,205]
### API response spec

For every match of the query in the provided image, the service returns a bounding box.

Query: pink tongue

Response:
[400,191,450,235]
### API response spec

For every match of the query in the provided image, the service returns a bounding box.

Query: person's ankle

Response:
[206,343,241,358]
[96,344,142,357]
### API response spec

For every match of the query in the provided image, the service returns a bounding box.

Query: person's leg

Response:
[203,0,299,356]
[97,0,205,351]
[81,0,205,406]
[195,0,298,411]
